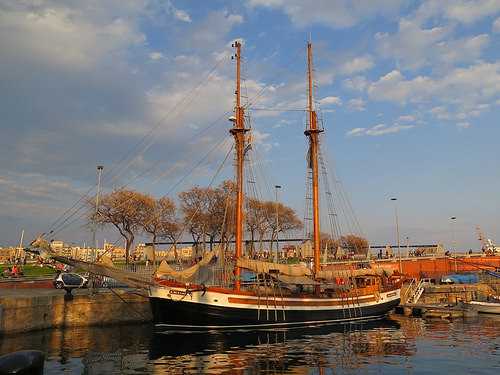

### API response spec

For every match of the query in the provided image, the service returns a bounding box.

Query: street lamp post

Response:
[92,165,104,262]
[275,185,282,262]
[390,197,402,273]
[450,216,457,271]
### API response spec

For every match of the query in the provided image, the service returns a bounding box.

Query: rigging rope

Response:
[153,144,234,274]
[45,44,308,242]
[44,57,227,236]
[49,136,232,239]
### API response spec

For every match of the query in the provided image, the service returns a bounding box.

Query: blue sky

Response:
[1,0,499,250]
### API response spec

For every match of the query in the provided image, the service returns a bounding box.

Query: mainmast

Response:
[230,40,248,291]
[305,41,322,276]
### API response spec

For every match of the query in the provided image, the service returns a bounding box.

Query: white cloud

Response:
[155,1,192,23]
[343,76,368,91]
[248,0,407,28]
[375,19,489,70]
[457,121,471,128]
[174,9,192,23]
[146,71,270,138]
[250,129,271,145]
[0,1,146,70]
[346,128,366,137]
[188,11,244,50]
[398,115,415,122]
[347,98,366,111]
[0,171,84,219]
[320,96,342,106]
[340,55,374,75]
[368,63,500,115]
[174,54,200,65]
[149,52,164,60]
[414,0,500,24]
[438,34,489,65]
[316,71,335,86]
[431,106,452,120]
[346,123,414,137]
[436,0,500,24]
[493,17,500,32]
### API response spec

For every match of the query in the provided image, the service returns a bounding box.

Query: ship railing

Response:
[405,278,432,305]
[183,264,235,288]
[402,278,416,303]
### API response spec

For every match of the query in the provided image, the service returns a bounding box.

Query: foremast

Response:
[305,42,323,276]
[230,40,248,291]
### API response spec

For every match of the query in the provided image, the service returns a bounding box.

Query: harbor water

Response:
[0,315,498,374]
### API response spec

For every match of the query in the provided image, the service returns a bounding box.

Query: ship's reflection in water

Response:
[149,319,411,374]
[0,315,499,374]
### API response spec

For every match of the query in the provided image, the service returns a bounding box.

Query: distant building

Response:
[299,240,313,258]
[0,247,16,263]
[180,246,193,260]
[50,240,64,252]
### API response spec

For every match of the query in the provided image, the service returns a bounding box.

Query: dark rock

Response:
[0,350,45,375]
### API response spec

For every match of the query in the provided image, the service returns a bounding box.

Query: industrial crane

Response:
[476,226,499,255]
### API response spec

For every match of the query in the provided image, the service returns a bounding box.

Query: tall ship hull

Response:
[150,282,400,329]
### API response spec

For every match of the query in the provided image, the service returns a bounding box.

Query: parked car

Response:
[53,273,88,289]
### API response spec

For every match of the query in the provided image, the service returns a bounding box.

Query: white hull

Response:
[467,300,500,314]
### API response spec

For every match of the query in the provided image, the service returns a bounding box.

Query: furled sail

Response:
[272,274,319,285]
[316,267,394,280]
[236,258,312,277]
[237,257,393,281]
[98,255,115,267]
[156,251,215,281]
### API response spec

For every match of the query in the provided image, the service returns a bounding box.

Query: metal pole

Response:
[275,185,281,262]
[16,229,24,262]
[450,216,457,271]
[92,165,104,262]
[391,198,402,273]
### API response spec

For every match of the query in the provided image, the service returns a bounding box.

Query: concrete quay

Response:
[396,282,497,319]
[0,288,152,335]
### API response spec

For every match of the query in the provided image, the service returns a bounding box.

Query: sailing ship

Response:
[148,41,401,329]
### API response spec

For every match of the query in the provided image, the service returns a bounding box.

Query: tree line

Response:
[90,181,304,262]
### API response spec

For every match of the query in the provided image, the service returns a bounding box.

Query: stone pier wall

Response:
[419,284,495,305]
[0,290,152,335]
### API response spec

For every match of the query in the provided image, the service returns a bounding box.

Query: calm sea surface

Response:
[0,315,498,374]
